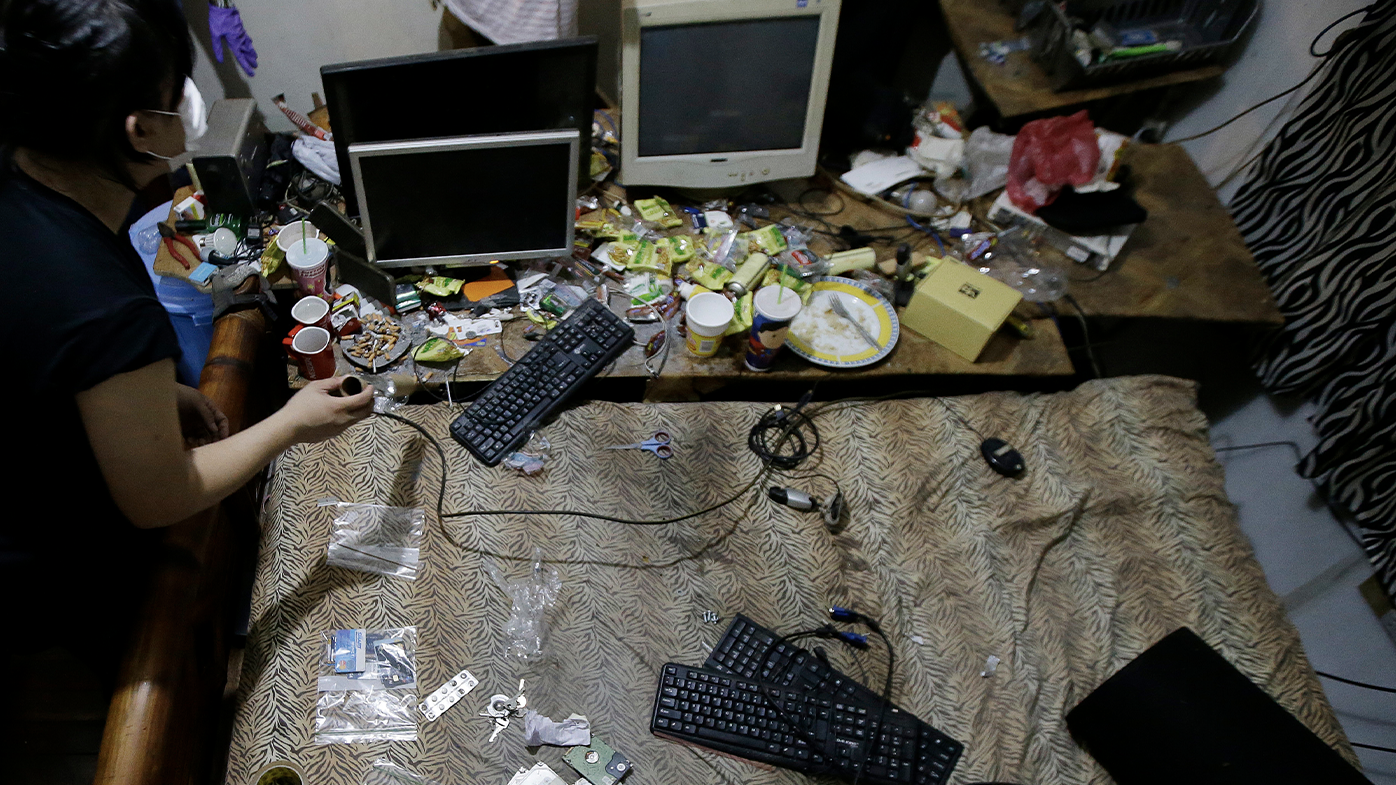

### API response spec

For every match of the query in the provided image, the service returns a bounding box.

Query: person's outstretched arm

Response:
[77,358,373,528]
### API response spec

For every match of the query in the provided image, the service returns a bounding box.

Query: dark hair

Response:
[0,0,193,182]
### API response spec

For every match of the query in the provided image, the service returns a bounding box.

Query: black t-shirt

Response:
[0,151,181,600]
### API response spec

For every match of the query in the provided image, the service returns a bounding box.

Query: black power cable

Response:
[371,393,825,567]
[748,401,821,470]
[1169,5,1373,145]
[1351,741,1396,754]
[1315,671,1396,695]
[1213,440,1304,458]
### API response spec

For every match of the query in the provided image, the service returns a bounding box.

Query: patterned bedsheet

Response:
[225,375,1357,785]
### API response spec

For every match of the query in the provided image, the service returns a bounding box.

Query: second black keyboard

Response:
[706,613,883,704]
[450,298,633,465]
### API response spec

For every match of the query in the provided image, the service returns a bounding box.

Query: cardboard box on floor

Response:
[900,260,1022,361]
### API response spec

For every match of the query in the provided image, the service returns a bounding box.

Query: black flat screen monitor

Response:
[348,130,578,268]
[322,37,597,215]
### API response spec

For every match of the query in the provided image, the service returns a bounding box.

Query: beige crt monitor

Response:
[620,0,841,189]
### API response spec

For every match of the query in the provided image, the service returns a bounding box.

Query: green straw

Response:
[301,221,307,254]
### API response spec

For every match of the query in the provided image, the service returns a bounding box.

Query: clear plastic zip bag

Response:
[314,626,418,744]
[314,690,418,744]
[320,498,424,580]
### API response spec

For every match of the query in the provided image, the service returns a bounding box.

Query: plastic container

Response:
[129,202,216,387]
[1028,0,1259,91]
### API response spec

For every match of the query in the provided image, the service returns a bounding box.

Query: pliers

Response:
[158,221,201,270]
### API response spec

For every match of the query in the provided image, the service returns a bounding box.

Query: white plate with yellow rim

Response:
[786,276,899,368]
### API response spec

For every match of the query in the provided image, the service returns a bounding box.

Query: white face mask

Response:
[142,77,207,160]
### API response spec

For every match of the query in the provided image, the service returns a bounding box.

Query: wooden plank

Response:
[1067,144,1282,325]
[940,0,1224,119]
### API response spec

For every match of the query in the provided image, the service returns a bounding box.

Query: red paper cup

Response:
[291,295,332,331]
[286,237,330,296]
[285,325,335,380]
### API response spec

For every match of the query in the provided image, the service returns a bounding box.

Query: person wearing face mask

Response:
[0,0,375,686]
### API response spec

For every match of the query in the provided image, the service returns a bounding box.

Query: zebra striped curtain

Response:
[1230,1,1396,599]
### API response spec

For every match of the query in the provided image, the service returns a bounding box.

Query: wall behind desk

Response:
[1164,0,1370,204]
[181,0,446,134]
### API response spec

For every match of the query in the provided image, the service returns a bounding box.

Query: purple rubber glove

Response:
[208,4,258,77]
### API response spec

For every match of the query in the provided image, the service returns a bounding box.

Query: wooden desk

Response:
[289,179,1076,393]
[291,144,1280,394]
[153,185,209,289]
[940,0,1224,120]
[1066,143,1281,325]
[790,144,1279,326]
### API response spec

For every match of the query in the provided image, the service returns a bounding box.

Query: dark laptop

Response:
[1066,627,1372,785]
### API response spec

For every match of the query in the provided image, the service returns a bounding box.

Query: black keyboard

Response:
[706,614,882,704]
[651,663,962,785]
[450,299,633,465]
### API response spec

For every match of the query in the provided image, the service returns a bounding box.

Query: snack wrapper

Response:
[687,259,734,290]
[667,235,696,263]
[634,196,684,229]
[413,337,464,362]
[724,291,755,336]
[418,276,464,297]
[629,239,673,275]
[749,224,789,254]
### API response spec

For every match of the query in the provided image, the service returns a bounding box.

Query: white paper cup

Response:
[291,295,331,330]
[289,325,335,380]
[276,220,322,253]
[286,237,330,296]
[685,291,735,357]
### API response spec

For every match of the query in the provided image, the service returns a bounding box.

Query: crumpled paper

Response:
[522,710,591,747]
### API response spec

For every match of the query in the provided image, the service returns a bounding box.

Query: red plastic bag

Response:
[1006,110,1100,213]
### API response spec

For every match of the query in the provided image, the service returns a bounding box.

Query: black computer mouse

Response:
[980,438,1026,477]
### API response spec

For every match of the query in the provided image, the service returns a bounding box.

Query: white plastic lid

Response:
[286,237,329,270]
[753,285,802,321]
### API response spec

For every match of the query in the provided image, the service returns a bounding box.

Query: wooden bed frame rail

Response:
[94,307,268,785]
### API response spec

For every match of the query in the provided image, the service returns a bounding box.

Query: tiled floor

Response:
[1206,380,1396,783]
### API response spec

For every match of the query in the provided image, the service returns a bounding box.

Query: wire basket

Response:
[1028,0,1259,91]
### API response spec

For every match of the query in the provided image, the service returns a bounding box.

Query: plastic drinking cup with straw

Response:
[286,237,330,296]
[745,285,802,372]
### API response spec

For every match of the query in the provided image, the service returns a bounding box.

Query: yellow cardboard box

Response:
[900,260,1021,361]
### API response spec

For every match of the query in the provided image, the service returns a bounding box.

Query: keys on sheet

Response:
[481,679,529,742]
